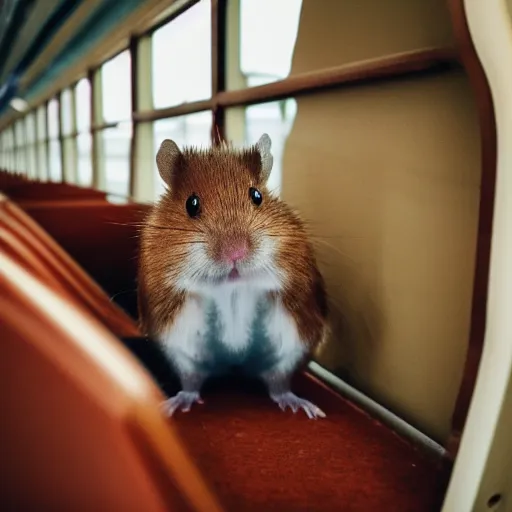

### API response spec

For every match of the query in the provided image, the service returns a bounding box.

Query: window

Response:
[75,78,91,132]
[47,98,60,139]
[3,127,14,172]
[227,0,302,89]
[101,52,132,195]
[75,78,92,186]
[47,99,62,181]
[152,0,212,109]
[8,127,16,172]
[61,88,73,136]
[0,132,5,170]
[153,111,212,197]
[36,106,48,179]
[60,87,79,182]
[1,131,8,170]
[48,141,62,181]
[102,123,132,196]
[0,0,338,195]
[0,132,4,169]
[25,113,37,177]
[77,133,92,186]
[14,119,26,173]
[101,51,132,123]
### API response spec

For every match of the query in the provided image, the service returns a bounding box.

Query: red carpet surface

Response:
[167,374,451,512]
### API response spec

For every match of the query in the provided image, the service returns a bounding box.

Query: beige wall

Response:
[278,0,481,442]
[290,0,455,74]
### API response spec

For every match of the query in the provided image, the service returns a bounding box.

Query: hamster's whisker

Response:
[144,223,205,234]
[169,241,206,245]
[265,233,302,239]
[259,261,277,281]
[188,265,207,283]
[107,221,146,227]
[144,236,206,247]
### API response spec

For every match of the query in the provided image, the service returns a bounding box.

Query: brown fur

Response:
[137,142,328,351]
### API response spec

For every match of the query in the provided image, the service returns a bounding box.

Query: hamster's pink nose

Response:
[222,242,248,263]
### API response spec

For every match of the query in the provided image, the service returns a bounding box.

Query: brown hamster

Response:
[138,134,329,419]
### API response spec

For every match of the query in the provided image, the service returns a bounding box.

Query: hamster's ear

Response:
[256,133,273,182]
[156,139,182,186]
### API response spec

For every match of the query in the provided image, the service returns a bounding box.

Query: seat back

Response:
[3,182,107,202]
[0,170,30,189]
[20,199,149,319]
[0,194,139,337]
[0,253,223,511]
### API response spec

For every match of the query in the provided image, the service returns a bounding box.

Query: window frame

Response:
[0,0,457,196]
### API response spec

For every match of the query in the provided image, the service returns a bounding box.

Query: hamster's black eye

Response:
[186,194,201,218]
[249,187,262,206]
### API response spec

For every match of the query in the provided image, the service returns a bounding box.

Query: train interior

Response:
[0,0,511,510]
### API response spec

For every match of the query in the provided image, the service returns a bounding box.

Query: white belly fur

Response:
[158,280,306,378]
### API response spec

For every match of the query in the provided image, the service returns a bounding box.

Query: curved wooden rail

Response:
[0,195,140,337]
[446,0,498,457]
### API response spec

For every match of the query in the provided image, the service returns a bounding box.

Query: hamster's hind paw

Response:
[270,391,326,419]
[160,391,204,416]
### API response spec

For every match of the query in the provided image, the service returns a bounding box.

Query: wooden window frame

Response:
[0,0,460,188]
[130,0,459,204]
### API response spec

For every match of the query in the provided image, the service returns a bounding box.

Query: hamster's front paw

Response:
[160,391,204,416]
[270,391,326,419]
